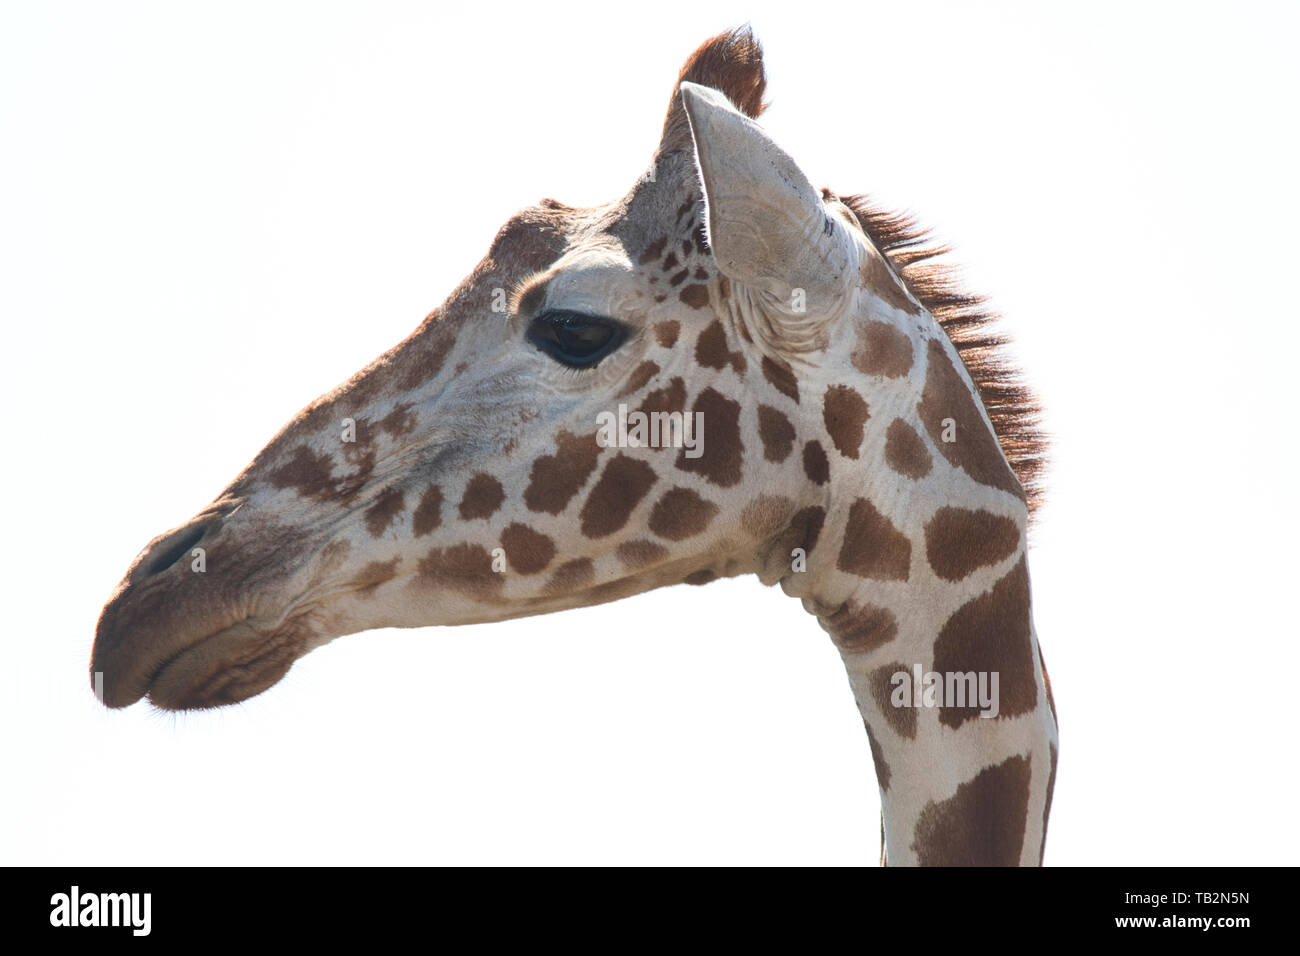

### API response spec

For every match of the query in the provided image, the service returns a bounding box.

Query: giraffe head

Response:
[92,28,1041,714]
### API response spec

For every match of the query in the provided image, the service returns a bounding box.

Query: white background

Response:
[3,1,1297,865]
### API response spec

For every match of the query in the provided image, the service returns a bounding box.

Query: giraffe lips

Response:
[141,621,305,712]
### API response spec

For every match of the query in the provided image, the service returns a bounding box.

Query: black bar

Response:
[6,866,1286,941]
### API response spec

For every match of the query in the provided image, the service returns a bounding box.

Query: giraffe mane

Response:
[661,27,1049,517]
[842,196,1050,518]
[659,26,769,154]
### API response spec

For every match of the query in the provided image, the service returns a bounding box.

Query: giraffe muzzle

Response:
[91,500,319,709]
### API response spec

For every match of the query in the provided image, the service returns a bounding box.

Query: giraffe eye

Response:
[526,310,628,369]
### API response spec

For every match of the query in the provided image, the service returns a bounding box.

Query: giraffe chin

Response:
[142,620,306,712]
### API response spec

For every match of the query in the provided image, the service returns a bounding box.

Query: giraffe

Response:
[91,28,1057,866]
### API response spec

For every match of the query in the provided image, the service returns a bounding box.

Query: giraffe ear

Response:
[680,81,859,350]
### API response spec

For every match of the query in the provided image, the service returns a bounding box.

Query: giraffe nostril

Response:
[142,523,211,578]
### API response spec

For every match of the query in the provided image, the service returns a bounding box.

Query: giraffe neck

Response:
[745,257,1058,865]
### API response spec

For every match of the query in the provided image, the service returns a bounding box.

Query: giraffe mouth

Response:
[141,619,308,711]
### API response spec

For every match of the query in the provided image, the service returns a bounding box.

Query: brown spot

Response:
[1041,644,1057,726]
[869,662,917,739]
[823,385,870,459]
[1041,742,1058,863]
[924,507,1021,582]
[837,498,912,581]
[546,557,594,593]
[416,543,504,598]
[785,505,826,555]
[342,423,376,455]
[695,321,728,369]
[694,320,746,374]
[918,340,1024,501]
[681,239,693,258]
[860,248,921,315]
[617,360,660,398]
[412,484,444,537]
[912,754,1032,866]
[933,557,1036,728]
[638,376,687,417]
[268,444,336,499]
[761,355,800,403]
[637,236,667,265]
[683,569,716,586]
[680,284,710,309]
[820,601,898,654]
[669,268,689,286]
[618,539,669,570]
[884,418,932,479]
[331,448,376,501]
[757,405,795,463]
[364,487,405,538]
[579,453,658,538]
[378,402,418,438]
[693,266,709,280]
[499,523,556,575]
[653,321,680,348]
[649,487,719,540]
[675,387,743,487]
[351,558,399,598]
[662,252,679,272]
[851,320,914,378]
[459,473,505,520]
[865,722,890,792]
[802,440,830,485]
[935,556,1034,728]
[524,430,601,514]
[396,330,454,392]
